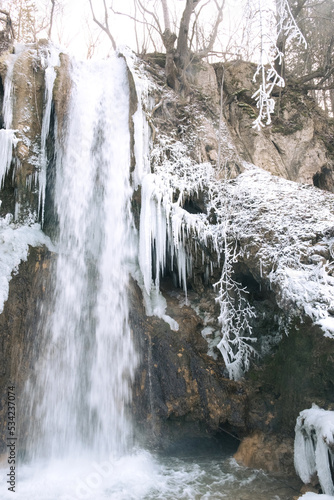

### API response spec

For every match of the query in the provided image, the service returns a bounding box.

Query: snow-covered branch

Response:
[252,0,307,130]
[214,237,257,380]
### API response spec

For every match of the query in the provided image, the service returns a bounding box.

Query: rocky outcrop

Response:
[0,41,69,224]
[233,431,295,475]
[216,60,334,191]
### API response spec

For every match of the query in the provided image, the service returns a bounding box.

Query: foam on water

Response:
[0,451,301,499]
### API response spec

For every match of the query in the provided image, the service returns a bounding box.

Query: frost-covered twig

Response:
[214,235,257,380]
[252,0,307,130]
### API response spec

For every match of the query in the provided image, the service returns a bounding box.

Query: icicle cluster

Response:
[126,53,334,380]
[294,405,334,496]
[0,55,17,190]
[0,45,57,330]
[137,141,211,331]
[0,44,60,225]
[133,118,257,377]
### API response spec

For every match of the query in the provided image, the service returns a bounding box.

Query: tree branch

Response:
[110,6,161,37]
[89,0,116,51]
[136,0,162,34]
[197,0,225,58]
[0,9,15,39]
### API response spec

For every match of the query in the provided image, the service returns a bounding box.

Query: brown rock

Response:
[234,431,295,475]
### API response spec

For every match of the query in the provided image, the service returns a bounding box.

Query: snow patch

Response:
[0,216,52,313]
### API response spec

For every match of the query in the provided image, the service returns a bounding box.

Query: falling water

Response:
[25,54,137,460]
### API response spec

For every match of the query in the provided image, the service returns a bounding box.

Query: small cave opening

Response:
[233,264,267,302]
[182,193,206,215]
[159,423,240,459]
[313,166,334,193]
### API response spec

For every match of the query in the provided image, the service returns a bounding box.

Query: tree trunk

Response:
[48,0,55,40]
[162,29,178,90]
[275,31,286,80]
[161,0,171,32]
[176,0,199,70]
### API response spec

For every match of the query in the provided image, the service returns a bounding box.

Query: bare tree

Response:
[4,0,53,43]
[0,8,14,52]
[108,0,225,91]
[281,0,334,115]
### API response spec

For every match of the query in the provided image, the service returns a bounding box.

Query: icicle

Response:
[3,55,16,129]
[139,174,156,295]
[0,130,17,188]
[123,48,151,188]
[38,47,60,226]
[0,55,19,191]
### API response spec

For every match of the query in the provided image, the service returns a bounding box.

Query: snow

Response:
[299,494,334,499]
[294,405,334,496]
[230,165,334,339]
[0,215,52,314]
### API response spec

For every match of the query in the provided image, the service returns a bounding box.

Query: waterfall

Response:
[25,54,137,460]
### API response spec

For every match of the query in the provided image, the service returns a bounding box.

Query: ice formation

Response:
[0,130,17,189]
[135,128,334,378]
[294,405,334,496]
[1,44,60,224]
[38,46,60,225]
[125,53,334,377]
[0,46,56,314]
[0,54,17,189]
[299,494,334,499]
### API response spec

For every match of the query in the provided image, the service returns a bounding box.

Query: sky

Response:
[0,0,277,62]
[42,0,256,61]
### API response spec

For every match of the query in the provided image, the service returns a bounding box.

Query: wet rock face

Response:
[129,279,249,449]
[0,247,54,454]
